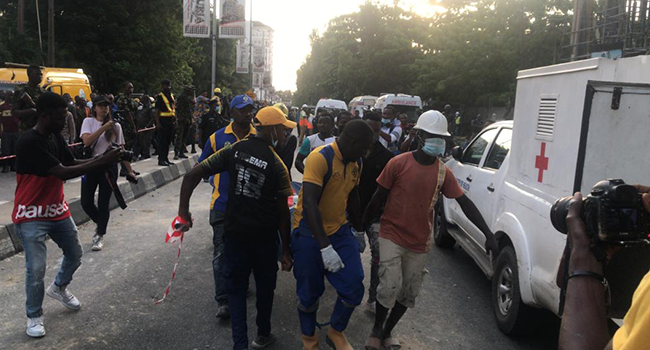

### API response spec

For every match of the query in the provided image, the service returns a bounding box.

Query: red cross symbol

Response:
[535,142,549,183]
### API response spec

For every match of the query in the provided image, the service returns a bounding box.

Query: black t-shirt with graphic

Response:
[200,136,293,243]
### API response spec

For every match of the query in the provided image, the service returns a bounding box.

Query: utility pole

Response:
[211,0,217,97]
[47,0,55,66]
[249,0,253,92]
[17,0,25,34]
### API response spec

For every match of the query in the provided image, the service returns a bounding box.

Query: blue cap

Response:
[230,94,254,111]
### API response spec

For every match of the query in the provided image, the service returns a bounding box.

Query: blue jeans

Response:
[210,209,228,305]
[292,224,365,335]
[222,237,278,350]
[15,217,83,318]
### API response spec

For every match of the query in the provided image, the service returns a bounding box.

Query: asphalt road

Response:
[0,176,559,350]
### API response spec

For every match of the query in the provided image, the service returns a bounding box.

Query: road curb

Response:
[0,156,198,260]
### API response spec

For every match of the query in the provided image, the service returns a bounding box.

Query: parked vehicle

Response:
[0,64,92,99]
[314,99,348,119]
[373,93,422,122]
[349,95,377,117]
[437,56,650,334]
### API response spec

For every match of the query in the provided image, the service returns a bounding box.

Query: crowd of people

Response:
[8,66,650,350]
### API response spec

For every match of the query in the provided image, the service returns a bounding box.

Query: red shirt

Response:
[12,130,74,224]
[0,101,19,133]
[377,153,464,253]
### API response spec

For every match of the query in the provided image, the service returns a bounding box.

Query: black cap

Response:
[93,95,110,106]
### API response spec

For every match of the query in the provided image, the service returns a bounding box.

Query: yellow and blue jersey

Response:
[199,123,257,211]
[292,141,362,236]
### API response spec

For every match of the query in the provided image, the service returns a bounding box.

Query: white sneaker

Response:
[46,283,81,310]
[91,234,104,251]
[26,317,45,338]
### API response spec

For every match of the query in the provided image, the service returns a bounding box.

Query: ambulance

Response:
[373,93,422,122]
[436,56,650,334]
[0,65,91,99]
[313,98,348,119]
[348,95,378,117]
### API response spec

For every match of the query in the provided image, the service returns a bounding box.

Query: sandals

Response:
[364,335,381,350]
[383,337,402,350]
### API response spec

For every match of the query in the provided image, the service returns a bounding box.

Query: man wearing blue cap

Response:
[199,94,256,319]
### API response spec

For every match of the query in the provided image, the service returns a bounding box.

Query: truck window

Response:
[461,128,498,166]
[484,128,512,170]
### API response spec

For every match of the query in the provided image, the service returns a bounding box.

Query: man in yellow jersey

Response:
[558,186,650,350]
[291,119,375,350]
[198,94,256,319]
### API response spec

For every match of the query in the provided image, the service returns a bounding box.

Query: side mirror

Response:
[451,146,463,161]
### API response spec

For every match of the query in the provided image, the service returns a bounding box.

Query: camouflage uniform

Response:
[116,93,138,149]
[12,84,45,132]
[174,91,194,156]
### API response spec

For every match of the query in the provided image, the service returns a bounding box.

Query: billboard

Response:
[219,0,246,38]
[183,0,210,38]
[236,39,249,74]
[252,46,265,73]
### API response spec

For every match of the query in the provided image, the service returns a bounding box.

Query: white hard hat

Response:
[302,104,308,108]
[413,110,451,136]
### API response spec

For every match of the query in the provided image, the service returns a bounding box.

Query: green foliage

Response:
[295,0,572,108]
[0,0,248,95]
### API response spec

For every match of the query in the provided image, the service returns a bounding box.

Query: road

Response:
[0,176,559,350]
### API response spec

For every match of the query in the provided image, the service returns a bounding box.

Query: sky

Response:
[240,0,443,92]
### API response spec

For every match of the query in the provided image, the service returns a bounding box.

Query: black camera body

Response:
[551,179,650,246]
[106,143,135,163]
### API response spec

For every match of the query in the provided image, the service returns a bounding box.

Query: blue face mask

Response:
[381,118,392,125]
[420,137,446,157]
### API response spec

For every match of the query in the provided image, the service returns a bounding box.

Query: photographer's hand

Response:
[633,185,650,214]
[102,120,115,131]
[102,147,123,165]
[558,192,610,350]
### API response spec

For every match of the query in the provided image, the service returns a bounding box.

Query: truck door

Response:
[467,127,512,247]
[447,127,499,235]
[573,81,650,318]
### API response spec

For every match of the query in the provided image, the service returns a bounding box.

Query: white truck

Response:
[436,56,650,334]
[349,95,378,117]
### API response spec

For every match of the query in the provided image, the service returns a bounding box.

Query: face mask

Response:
[271,128,279,148]
[419,136,446,157]
[381,118,391,125]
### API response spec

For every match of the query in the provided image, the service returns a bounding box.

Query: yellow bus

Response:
[0,64,92,100]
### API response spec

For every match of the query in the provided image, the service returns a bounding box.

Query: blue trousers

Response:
[222,237,278,350]
[15,217,83,318]
[210,209,228,305]
[292,224,364,336]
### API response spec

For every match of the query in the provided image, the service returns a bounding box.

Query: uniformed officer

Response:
[155,79,175,166]
[116,82,138,150]
[12,65,45,132]
[174,86,195,160]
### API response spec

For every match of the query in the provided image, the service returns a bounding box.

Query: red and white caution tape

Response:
[154,216,191,304]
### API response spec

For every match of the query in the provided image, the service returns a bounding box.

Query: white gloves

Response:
[321,245,345,273]
[354,231,367,253]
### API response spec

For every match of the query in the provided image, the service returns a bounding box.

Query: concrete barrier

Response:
[0,156,198,260]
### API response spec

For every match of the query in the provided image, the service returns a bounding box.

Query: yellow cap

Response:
[273,103,289,117]
[209,96,220,103]
[254,106,297,129]
[213,88,221,94]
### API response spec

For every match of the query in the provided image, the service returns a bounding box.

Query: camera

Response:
[106,143,135,163]
[550,179,650,246]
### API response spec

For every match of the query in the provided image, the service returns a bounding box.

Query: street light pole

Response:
[211,0,217,97]
[17,0,25,34]
[48,0,55,66]
[249,0,253,91]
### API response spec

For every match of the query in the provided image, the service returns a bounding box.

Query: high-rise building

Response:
[251,21,274,101]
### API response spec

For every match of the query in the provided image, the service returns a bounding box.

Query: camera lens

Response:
[550,196,572,234]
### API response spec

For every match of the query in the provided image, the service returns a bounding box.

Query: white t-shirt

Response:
[379,119,402,153]
[298,133,335,156]
[80,117,125,156]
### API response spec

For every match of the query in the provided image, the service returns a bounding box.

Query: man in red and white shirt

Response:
[13,92,122,338]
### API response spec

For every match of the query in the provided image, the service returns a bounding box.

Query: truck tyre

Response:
[434,200,456,249]
[492,246,536,335]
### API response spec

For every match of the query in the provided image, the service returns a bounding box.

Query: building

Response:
[251,21,275,101]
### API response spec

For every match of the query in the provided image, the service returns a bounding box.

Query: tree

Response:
[0,0,249,96]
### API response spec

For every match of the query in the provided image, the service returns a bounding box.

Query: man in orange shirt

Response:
[362,110,497,350]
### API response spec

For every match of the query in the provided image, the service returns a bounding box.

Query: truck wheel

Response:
[434,200,456,249]
[492,246,536,335]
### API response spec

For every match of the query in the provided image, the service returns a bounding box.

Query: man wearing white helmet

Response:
[362,110,498,350]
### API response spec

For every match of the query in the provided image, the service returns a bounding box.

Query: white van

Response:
[313,99,348,119]
[373,93,422,122]
[349,95,378,117]
[437,56,650,334]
